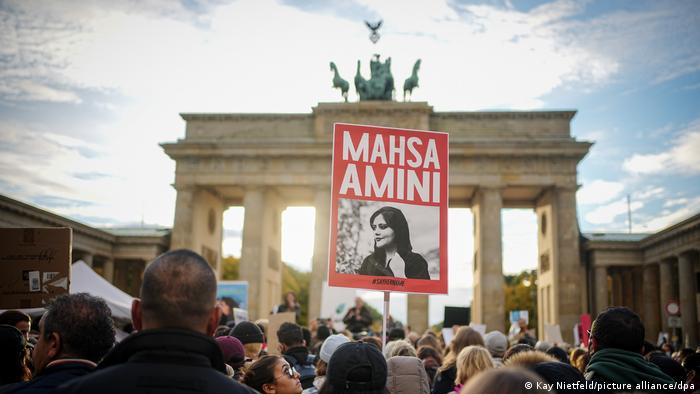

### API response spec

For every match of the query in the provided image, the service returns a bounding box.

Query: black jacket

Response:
[54,328,256,394]
[431,365,456,394]
[358,251,430,279]
[343,306,373,333]
[3,360,94,394]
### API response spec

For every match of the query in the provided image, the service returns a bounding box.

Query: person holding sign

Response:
[357,206,429,279]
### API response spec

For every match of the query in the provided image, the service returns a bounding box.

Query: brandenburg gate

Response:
[162,101,591,340]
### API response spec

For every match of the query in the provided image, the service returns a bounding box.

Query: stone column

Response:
[103,258,115,283]
[643,264,661,342]
[659,260,673,335]
[471,188,504,332]
[81,253,94,267]
[309,187,330,324]
[407,294,429,334]
[678,253,698,348]
[594,266,609,314]
[612,272,623,306]
[240,188,283,321]
[171,186,195,250]
[622,270,634,309]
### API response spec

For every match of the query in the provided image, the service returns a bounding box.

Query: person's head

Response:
[370,206,412,254]
[284,292,297,306]
[0,324,30,385]
[441,326,485,371]
[484,331,507,359]
[388,327,405,342]
[417,334,442,353]
[355,297,365,309]
[277,322,305,351]
[455,346,494,385]
[683,353,700,383]
[534,340,551,352]
[545,346,569,364]
[531,362,586,393]
[417,345,443,366]
[502,344,534,362]
[318,334,351,377]
[316,325,332,342]
[0,310,31,341]
[217,297,238,317]
[647,352,686,383]
[569,348,586,365]
[517,318,528,330]
[459,367,550,394]
[231,321,265,360]
[33,293,115,374]
[243,355,302,394]
[132,249,219,334]
[216,335,246,368]
[360,335,382,351]
[386,339,417,358]
[503,351,557,368]
[589,307,644,354]
[322,341,388,394]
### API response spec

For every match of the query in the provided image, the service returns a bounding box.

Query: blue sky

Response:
[1,0,699,322]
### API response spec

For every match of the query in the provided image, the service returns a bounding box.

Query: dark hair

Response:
[591,307,644,352]
[0,311,31,327]
[545,346,570,364]
[140,249,217,328]
[302,327,312,349]
[317,325,331,341]
[503,344,534,362]
[683,353,700,373]
[0,325,30,385]
[277,322,304,347]
[417,345,443,366]
[388,328,405,341]
[243,355,282,392]
[43,293,115,362]
[647,352,686,383]
[370,207,412,262]
[360,336,382,350]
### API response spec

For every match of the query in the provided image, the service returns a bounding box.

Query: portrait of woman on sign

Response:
[357,206,430,279]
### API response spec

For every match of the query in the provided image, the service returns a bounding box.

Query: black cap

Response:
[327,341,387,393]
[231,321,264,344]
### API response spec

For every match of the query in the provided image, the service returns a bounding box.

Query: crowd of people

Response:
[1,249,700,393]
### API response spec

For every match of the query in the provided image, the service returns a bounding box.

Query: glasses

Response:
[274,365,298,381]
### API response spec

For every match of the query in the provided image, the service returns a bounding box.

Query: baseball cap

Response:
[327,341,387,393]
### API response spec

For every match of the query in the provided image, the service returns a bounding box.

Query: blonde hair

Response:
[387,339,417,358]
[503,351,557,368]
[455,346,494,385]
[243,342,263,361]
[440,326,485,372]
[460,367,550,394]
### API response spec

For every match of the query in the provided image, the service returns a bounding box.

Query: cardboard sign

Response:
[267,312,296,356]
[0,228,72,309]
[328,123,448,294]
[544,323,564,345]
[320,280,357,332]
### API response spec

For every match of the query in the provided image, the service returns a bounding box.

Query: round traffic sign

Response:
[666,301,680,316]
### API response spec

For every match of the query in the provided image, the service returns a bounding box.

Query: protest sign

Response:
[217,280,248,311]
[544,323,564,344]
[328,123,448,294]
[509,310,529,325]
[267,311,296,355]
[0,228,71,309]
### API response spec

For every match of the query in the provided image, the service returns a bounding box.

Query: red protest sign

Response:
[328,123,448,294]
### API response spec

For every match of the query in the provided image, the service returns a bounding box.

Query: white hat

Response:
[319,334,350,363]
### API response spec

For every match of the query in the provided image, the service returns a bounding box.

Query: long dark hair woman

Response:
[357,206,429,279]
[242,355,302,394]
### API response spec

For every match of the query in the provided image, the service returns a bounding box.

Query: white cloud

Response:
[663,198,688,208]
[623,119,700,175]
[633,196,700,232]
[585,197,643,225]
[577,179,624,205]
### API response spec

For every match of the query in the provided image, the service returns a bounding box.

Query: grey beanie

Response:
[320,333,350,363]
[484,331,508,358]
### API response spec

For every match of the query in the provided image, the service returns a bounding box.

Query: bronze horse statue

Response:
[403,59,421,101]
[330,62,349,102]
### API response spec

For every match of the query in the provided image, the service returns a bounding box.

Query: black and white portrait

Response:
[335,199,439,280]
